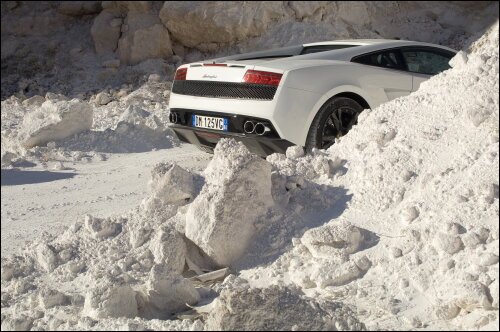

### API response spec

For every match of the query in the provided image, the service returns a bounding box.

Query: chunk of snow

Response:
[20,99,93,148]
[185,139,273,266]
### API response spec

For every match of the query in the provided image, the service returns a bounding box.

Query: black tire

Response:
[305,97,364,152]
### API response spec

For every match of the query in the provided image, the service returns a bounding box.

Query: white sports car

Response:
[169,39,456,156]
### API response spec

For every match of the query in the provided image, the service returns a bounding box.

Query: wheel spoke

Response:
[330,112,342,132]
[326,116,335,130]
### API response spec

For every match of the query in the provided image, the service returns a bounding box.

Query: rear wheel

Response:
[305,97,364,151]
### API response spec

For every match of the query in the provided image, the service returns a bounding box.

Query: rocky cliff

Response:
[1,1,498,99]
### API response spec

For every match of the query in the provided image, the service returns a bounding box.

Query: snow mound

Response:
[1,81,177,165]
[19,99,93,148]
[0,136,350,330]
[0,162,201,329]
[244,21,499,330]
[185,139,274,267]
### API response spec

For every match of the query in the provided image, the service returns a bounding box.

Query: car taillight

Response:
[242,70,282,86]
[174,67,187,81]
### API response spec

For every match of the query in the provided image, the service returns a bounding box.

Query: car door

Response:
[400,47,455,91]
[352,49,413,101]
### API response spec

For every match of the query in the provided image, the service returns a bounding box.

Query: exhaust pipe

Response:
[254,122,271,136]
[243,121,255,134]
[169,112,178,124]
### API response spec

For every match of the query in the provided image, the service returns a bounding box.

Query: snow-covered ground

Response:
[1,146,210,256]
[1,2,499,331]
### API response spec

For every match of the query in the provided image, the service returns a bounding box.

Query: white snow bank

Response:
[1,81,176,166]
[0,162,201,330]
[19,99,93,148]
[241,21,499,330]
[185,139,274,267]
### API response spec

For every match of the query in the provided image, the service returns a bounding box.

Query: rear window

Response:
[300,44,357,55]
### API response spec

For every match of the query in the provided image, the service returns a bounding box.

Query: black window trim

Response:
[351,46,456,75]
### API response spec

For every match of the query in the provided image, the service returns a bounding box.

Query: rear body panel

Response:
[169,40,456,154]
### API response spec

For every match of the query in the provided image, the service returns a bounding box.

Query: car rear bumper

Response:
[171,125,294,157]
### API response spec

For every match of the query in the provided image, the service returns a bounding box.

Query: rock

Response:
[476,227,491,243]
[159,2,288,51]
[118,17,172,65]
[58,1,102,16]
[117,1,153,13]
[171,43,185,57]
[434,233,464,255]
[286,145,305,159]
[91,10,121,54]
[94,91,111,105]
[391,247,403,258]
[478,253,499,266]
[490,279,499,309]
[453,282,492,311]
[109,18,122,28]
[22,95,45,108]
[312,261,366,288]
[443,222,466,235]
[449,50,468,68]
[1,262,15,281]
[84,284,138,319]
[129,225,151,249]
[147,162,196,206]
[301,221,364,260]
[20,99,93,148]
[140,264,199,319]
[206,284,365,331]
[45,92,68,101]
[148,73,161,83]
[468,106,493,127]
[1,315,34,331]
[117,105,150,126]
[435,303,461,320]
[355,255,372,271]
[149,226,186,274]
[462,232,483,249]
[103,59,121,68]
[53,161,68,170]
[35,243,58,272]
[185,139,273,266]
[400,206,419,223]
[1,151,17,167]
[39,289,69,309]
[84,215,122,239]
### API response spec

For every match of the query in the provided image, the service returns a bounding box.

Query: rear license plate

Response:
[191,115,228,131]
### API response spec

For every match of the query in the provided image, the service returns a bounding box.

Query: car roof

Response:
[303,39,457,53]
[210,39,457,64]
